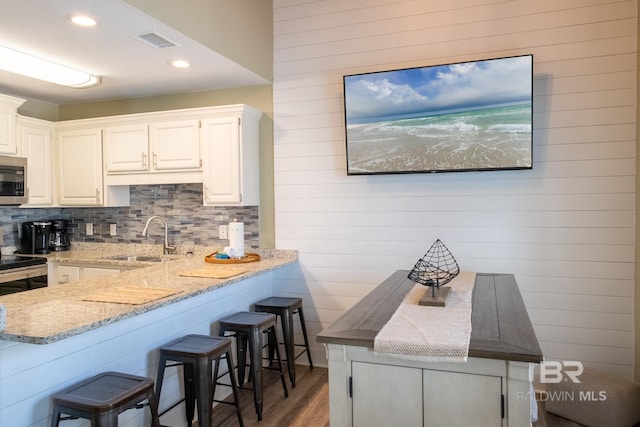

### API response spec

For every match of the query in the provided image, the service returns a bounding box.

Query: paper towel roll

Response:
[228,221,245,257]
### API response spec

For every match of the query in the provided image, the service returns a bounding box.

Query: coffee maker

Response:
[49,219,71,252]
[20,221,53,254]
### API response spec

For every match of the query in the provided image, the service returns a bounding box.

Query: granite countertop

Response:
[0,244,297,345]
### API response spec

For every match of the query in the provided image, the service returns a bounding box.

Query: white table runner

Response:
[373,271,476,362]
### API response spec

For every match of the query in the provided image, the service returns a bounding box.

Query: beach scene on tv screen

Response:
[344,55,532,174]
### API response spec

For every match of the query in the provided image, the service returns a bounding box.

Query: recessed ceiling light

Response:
[170,59,190,68]
[66,14,97,27]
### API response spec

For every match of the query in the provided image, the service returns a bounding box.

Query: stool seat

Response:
[155,334,243,427]
[254,296,303,310]
[51,371,160,427]
[253,296,313,387]
[219,311,288,421]
[220,311,277,330]
[159,334,231,359]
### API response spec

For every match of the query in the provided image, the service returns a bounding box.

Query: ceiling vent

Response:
[134,32,179,49]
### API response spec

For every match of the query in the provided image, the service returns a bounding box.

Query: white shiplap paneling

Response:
[272,0,636,378]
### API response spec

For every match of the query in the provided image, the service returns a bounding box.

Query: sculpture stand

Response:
[408,239,460,308]
[418,286,452,307]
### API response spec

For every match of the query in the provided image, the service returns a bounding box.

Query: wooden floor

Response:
[208,364,329,427]
[198,364,582,427]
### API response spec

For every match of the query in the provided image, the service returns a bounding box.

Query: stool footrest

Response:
[154,334,243,427]
[158,398,185,418]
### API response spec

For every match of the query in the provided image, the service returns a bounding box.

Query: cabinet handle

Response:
[95,188,100,203]
[142,152,147,168]
[58,274,69,284]
[152,152,158,168]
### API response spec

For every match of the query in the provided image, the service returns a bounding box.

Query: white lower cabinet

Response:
[351,361,503,427]
[54,265,80,285]
[352,362,423,427]
[324,344,532,427]
[423,369,503,426]
[49,263,128,286]
[82,267,121,280]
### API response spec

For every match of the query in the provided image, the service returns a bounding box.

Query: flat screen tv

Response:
[343,54,533,175]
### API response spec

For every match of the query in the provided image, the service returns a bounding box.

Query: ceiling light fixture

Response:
[170,59,190,68]
[66,14,97,27]
[0,45,100,88]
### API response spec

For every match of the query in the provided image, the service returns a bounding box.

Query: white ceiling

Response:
[0,0,269,104]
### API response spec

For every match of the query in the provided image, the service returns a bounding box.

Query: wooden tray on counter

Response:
[204,252,261,264]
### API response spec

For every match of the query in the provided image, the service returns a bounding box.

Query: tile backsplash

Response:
[0,183,259,250]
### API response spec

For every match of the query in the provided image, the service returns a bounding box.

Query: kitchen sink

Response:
[105,255,166,262]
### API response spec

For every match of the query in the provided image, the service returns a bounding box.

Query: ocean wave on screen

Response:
[487,124,531,134]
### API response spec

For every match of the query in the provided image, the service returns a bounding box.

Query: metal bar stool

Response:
[253,296,313,387]
[218,311,288,421]
[155,334,243,427]
[50,371,160,427]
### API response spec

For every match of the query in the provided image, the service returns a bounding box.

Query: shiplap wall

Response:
[272,0,637,378]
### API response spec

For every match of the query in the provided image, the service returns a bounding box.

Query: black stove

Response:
[0,255,48,295]
[0,255,47,271]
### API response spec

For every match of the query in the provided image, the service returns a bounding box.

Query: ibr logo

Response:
[539,361,584,384]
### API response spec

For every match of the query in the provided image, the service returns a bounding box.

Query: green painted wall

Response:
[123,0,273,81]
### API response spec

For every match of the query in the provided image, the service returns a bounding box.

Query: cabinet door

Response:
[56,265,80,285]
[201,117,241,205]
[352,362,423,427]
[82,267,120,280]
[104,124,149,172]
[149,120,201,170]
[423,370,503,426]
[0,99,20,155]
[20,124,53,205]
[57,129,103,205]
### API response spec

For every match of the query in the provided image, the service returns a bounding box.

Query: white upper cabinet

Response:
[57,128,104,206]
[149,119,201,170]
[104,124,150,172]
[18,116,54,206]
[104,119,201,175]
[4,99,261,207]
[0,94,25,155]
[56,128,129,207]
[201,116,241,205]
[201,105,261,206]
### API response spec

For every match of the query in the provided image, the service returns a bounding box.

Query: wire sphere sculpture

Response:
[408,239,460,297]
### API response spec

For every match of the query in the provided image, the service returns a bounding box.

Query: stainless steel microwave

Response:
[0,155,27,205]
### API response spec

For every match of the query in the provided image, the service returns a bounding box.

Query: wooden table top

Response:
[316,271,543,363]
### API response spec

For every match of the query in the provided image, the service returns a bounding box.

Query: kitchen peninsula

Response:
[0,247,297,427]
[317,271,543,427]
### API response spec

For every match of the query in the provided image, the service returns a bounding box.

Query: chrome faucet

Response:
[141,215,175,255]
